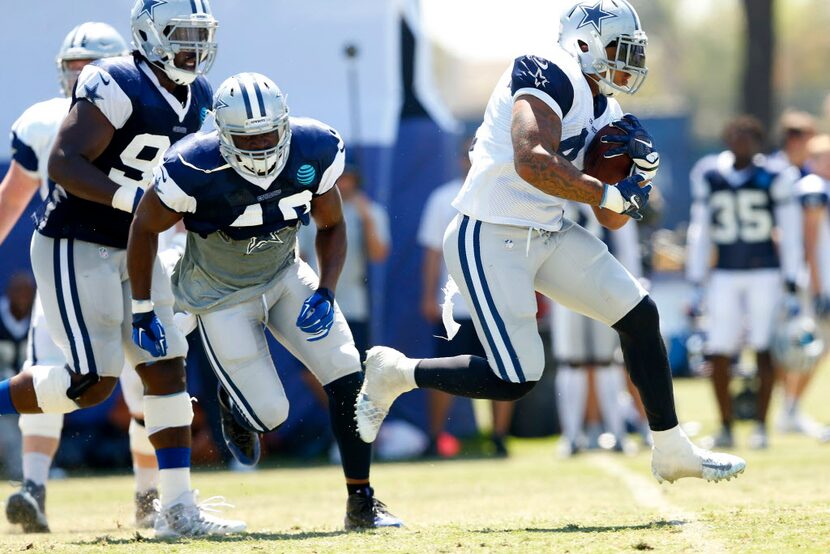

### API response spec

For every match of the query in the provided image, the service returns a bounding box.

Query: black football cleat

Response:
[6,480,49,533]
[217,385,261,466]
[344,488,403,530]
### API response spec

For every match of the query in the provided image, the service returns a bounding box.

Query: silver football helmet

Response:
[130,0,218,86]
[559,0,648,96]
[771,314,824,374]
[214,73,291,180]
[56,22,130,97]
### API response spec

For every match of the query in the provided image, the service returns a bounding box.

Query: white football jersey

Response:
[795,173,830,294]
[453,44,623,231]
[9,97,71,199]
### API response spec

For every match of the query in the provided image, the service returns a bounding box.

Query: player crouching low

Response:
[127,72,402,530]
[356,0,745,487]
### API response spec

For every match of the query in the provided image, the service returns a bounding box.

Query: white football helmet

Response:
[559,0,648,96]
[56,22,130,97]
[130,0,218,86]
[771,315,824,374]
[214,73,291,180]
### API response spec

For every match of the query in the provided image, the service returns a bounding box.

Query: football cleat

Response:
[154,490,246,538]
[651,441,746,484]
[135,489,159,529]
[218,385,261,466]
[344,489,403,530]
[5,480,49,533]
[355,347,416,443]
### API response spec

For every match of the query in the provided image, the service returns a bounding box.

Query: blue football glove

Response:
[296,288,335,342]
[602,114,660,181]
[604,173,652,220]
[132,310,168,357]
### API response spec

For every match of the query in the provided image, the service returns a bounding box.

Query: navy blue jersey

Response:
[155,117,345,240]
[36,53,212,248]
[694,157,783,270]
[0,298,29,377]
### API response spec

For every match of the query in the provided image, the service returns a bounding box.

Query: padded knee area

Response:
[143,392,194,435]
[18,413,64,439]
[31,364,80,414]
[129,418,155,455]
[250,400,289,432]
[613,295,660,338]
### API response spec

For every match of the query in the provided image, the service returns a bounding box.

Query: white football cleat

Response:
[651,439,746,484]
[154,490,246,538]
[355,346,417,443]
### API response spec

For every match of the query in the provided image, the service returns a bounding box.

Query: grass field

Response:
[2,373,830,553]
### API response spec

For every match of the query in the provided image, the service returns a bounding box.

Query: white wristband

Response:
[132,299,154,314]
[112,186,140,213]
[599,184,625,213]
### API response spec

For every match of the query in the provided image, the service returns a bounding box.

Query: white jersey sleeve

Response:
[153,165,197,214]
[74,64,133,129]
[9,97,70,195]
[772,166,804,284]
[317,131,345,196]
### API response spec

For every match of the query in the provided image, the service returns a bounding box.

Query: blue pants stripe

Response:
[66,239,97,375]
[471,220,525,383]
[457,216,509,381]
[53,238,80,372]
[197,317,268,432]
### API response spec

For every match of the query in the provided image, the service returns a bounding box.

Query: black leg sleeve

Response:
[324,372,371,481]
[415,355,536,401]
[612,296,679,431]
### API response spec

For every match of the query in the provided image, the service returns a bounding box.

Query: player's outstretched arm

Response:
[310,187,347,293]
[127,186,182,302]
[0,161,40,245]
[48,101,133,210]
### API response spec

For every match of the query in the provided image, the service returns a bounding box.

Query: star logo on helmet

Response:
[214,97,230,110]
[577,1,616,33]
[139,0,167,19]
[83,82,103,104]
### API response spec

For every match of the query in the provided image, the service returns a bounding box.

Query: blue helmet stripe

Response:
[237,77,254,119]
[253,80,266,119]
[190,0,198,12]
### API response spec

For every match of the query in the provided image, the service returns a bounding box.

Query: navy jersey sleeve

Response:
[510,55,575,119]
[289,118,345,196]
[10,130,38,173]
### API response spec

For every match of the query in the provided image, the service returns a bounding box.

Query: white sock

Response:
[22,452,52,486]
[595,366,625,441]
[134,465,160,494]
[651,425,692,451]
[159,468,192,507]
[556,365,587,444]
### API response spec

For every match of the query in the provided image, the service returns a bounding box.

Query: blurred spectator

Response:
[417,139,514,458]
[794,134,830,441]
[766,111,827,437]
[686,116,794,450]
[0,272,35,478]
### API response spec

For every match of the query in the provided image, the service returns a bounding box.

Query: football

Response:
[583,124,633,184]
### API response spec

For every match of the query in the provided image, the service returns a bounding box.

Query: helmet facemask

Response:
[218,116,291,180]
[153,16,217,85]
[591,33,648,96]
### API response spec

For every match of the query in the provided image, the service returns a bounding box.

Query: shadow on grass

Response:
[474,519,685,534]
[72,529,349,546]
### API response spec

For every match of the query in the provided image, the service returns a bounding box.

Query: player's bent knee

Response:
[73,377,118,408]
[143,392,194,435]
[31,365,81,414]
[18,412,64,439]
[129,417,155,455]
[613,295,660,338]
[256,400,289,432]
